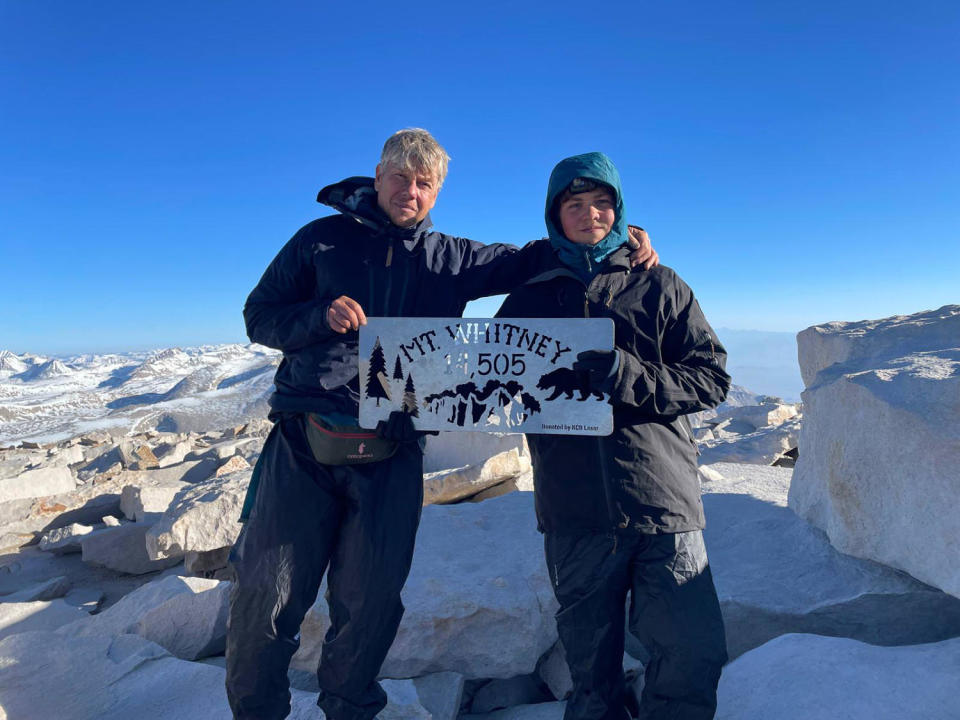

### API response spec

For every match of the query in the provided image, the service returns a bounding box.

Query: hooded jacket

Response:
[497,154,730,534]
[244,177,554,418]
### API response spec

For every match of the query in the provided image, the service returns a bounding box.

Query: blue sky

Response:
[1,1,957,355]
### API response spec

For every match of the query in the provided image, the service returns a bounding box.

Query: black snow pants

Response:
[545,529,727,720]
[225,414,424,720]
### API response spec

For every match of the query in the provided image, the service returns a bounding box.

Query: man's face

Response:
[558,188,616,246]
[374,163,440,227]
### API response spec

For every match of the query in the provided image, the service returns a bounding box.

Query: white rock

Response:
[702,462,960,658]
[715,634,960,720]
[424,448,530,505]
[0,631,248,719]
[58,574,229,660]
[38,522,95,553]
[0,465,75,503]
[718,402,799,430]
[796,304,960,387]
[411,671,465,720]
[379,678,434,720]
[155,439,193,467]
[81,523,183,575]
[294,492,558,680]
[64,587,105,614]
[536,641,645,702]
[120,478,190,522]
[537,642,572,700]
[791,306,960,597]
[146,471,249,559]
[424,431,527,473]
[0,600,88,642]
[215,454,250,477]
[49,444,85,466]
[185,547,232,575]
[464,701,566,720]
[193,437,259,462]
[0,473,130,546]
[1,575,70,602]
[102,514,121,526]
[118,439,159,469]
[698,417,800,465]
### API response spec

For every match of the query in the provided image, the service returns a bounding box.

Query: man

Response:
[226,129,657,720]
[496,152,729,720]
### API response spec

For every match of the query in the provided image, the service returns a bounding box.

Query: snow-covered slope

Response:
[0,344,281,445]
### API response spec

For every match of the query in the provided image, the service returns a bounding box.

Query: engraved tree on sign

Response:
[365,337,391,406]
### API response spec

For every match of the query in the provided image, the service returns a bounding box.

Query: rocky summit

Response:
[1,310,958,719]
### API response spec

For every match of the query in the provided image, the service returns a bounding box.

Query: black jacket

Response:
[496,249,730,534]
[244,177,554,417]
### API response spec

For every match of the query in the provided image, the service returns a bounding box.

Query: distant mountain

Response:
[0,343,281,445]
[17,358,74,380]
[0,351,28,375]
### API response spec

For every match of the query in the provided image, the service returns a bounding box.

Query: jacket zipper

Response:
[583,280,629,550]
[382,239,395,315]
[679,417,701,456]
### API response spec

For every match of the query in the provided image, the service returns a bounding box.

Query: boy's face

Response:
[558,188,616,246]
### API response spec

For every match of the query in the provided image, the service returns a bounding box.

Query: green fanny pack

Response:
[303,413,398,465]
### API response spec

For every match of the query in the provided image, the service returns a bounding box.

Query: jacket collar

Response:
[317,176,433,250]
[524,246,633,287]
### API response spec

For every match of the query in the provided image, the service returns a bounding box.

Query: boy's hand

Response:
[375,411,438,442]
[326,296,368,333]
[376,411,419,443]
[626,226,659,270]
[573,350,620,395]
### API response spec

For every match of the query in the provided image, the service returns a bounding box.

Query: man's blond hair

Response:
[380,128,450,187]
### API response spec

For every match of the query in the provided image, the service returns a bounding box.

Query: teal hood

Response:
[545,152,627,282]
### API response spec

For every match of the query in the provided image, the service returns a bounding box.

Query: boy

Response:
[497,152,729,720]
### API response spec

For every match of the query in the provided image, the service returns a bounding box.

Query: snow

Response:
[0,344,280,445]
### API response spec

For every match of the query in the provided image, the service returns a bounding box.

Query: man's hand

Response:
[326,296,368,333]
[626,226,659,270]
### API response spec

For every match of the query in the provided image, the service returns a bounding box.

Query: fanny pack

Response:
[303,413,398,465]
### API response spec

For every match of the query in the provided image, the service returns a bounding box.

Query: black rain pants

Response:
[225,414,424,720]
[545,529,727,720]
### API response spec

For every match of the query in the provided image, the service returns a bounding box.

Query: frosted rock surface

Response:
[791,305,960,596]
[702,462,960,658]
[716,633,960,720]
[294,492,557,680]
[146,471,249,559]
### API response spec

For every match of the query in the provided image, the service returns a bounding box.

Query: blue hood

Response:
[544,152,627,282]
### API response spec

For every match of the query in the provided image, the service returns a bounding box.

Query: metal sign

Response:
[359,317,614,435]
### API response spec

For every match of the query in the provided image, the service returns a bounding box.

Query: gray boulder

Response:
[424,448,531,505]
[791,305,960,597]
[294,492,557,680]
[424,431,527,473]
[715,633,960,720]
[120,477,190,522]
[58,574,229,660]
[0,631,355,720]
[0,465,74,503]
[81,522,183,575]
[0,599,88,642]
[702,462,960,658]
[0,575,70,602]
[146,471,250,560]
[38,521,96,553]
